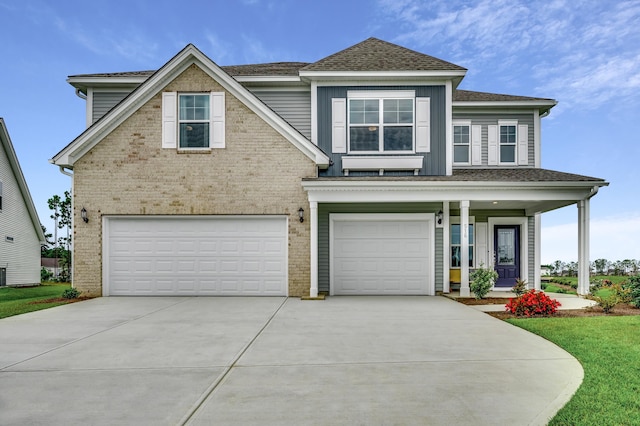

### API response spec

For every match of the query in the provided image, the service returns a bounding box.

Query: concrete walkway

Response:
[0,296,583,425]
[447,290,598,312]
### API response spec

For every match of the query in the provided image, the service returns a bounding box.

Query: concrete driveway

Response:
[0,296,582,425]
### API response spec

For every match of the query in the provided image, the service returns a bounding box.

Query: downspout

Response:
[75,88,87,100]
[57,166,75,285]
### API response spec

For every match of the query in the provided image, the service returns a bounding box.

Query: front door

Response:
[494,225,520,288]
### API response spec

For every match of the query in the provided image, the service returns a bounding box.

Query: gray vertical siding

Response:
[92,91,131,123]
[251,90,311,138]
[317,203,442,293]
[451,113,535,167]
[317,86,447,177]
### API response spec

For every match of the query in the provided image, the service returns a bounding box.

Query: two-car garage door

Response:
[104,216,287,296]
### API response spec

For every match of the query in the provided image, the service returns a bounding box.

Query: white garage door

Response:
[104,216,287,296]
[331,214,433,295]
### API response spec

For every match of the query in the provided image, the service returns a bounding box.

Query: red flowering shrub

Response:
[505,290,561,317]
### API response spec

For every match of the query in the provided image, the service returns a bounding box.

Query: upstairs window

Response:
[453,124,470,164]
[0,181,3,210]
[179,94,210,148]
[499,121,517,164]
[348,91,415,153]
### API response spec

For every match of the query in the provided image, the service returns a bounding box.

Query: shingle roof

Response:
[454,89,555,103]
[304,168,606,183]
[301,37,467,72]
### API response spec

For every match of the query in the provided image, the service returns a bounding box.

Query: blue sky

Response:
[1,0,639,264]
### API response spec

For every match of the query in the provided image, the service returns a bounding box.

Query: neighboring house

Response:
[51,38,607,297]
[0,118,45,286]
[540,265,552,277]
[41,257,62,278]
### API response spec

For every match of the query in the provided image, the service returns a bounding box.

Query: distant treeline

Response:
[543,259,640,277]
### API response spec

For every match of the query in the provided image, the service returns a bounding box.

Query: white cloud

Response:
[542,213,640,263]
[375,0,640,111]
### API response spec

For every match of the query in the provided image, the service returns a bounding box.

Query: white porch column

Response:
[460,200,470,297]
[442,203,450,293]
[534,213,541,291]
[309,201,319,298]
[577,199,590,295]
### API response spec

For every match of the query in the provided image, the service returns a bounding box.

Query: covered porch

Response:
[302,169,608,298]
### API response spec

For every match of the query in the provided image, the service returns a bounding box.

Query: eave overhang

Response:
[302,179,607,215]
[299,70,466,88]
[453,100,558,115]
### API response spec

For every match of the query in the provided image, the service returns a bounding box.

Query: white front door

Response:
[330,214,434,295]
[103,216,287,296]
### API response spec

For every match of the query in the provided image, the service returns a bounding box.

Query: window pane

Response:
[350,126,379,151]
[451,224,460,245]
[454,145,469,163]
[469,224,474,244]
[500,145,515,163]
[469,246,474,267]
[179,123,209,148]
[350,100,378,124]
[497,229,515,265]
[454,126,470,144]
[383,99,413,124]
[383,127,412,151]
[500,125,516,143]
[451,246,461,268]
[180,95,209,120]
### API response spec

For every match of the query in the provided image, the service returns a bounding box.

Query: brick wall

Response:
[72,64,316,297]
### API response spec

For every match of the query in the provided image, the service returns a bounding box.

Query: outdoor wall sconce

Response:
[436,210,443,225]
[298,207,304,223]
[81,207,89,223]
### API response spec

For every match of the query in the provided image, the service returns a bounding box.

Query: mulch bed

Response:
[28,297,93,305]
[454,296,640,319]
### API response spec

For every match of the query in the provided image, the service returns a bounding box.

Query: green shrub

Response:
[61,288,81,299]
[588,283,631,313]
[470,266,498,300]
[505,290,561,317]
[628,275,640,308]
[511,278,527,297]
[40,267,53,282]
[541,282,547,290]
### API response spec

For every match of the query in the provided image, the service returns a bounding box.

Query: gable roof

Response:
[301,38,466,72]
[52,45,330,168]
[0,118,46,242]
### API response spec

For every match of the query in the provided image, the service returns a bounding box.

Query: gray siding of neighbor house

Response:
[451,113,534,167]
[317,86,447,177]
[251,90,311,138]
[92,91,131,123]
[318,203,444,294]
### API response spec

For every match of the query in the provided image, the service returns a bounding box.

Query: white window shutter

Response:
[331,98,346,153]
[471,124,482,166]
[162,92,177,149]
[210,92,225,149]
[475,223,488,267]
[487,125,498,165]
[415,97,431,153]
[518,124,528,165]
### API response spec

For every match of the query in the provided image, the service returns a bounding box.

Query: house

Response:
[50,38,607,297]
[41,257,63,278]
[0,118,46,286]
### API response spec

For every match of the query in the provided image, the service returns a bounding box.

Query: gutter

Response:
[58,166,73,177]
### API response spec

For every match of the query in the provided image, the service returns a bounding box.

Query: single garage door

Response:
[104,216,287,296]
[331,214,433,295]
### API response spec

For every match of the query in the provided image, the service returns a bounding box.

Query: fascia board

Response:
[302,180,607,190]
[453,100,557,110]
[234,76,302,83]
[0,120,46,242]
[300,70,466,82]
[53,45,329,167]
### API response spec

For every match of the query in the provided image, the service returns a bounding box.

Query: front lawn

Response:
[0,283,75,319]
[508,316,640,425]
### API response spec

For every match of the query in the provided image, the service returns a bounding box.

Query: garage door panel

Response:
[106,217,287,296]
[332,217,432,295]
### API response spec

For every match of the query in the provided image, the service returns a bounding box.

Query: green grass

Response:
[543,284,575,294]
[508,316,640,425]
[0,283,73,319]
[554,275,630,286]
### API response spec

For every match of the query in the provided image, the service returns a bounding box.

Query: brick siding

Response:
[72,64,316,297]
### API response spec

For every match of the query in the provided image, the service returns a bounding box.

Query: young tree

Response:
[593,258,610,276]
[47,191,72,281]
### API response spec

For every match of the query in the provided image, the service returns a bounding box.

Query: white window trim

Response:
[346,90,416,155]
[178,93,213,150]
[498,120,518,165]
[452,120,471,166]
[450,216,475,269]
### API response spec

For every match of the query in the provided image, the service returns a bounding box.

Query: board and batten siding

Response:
[451,113,535,167]
[0,146,41,285]
[317,86,447,177]
[251,90,311,139]
[317,203,444,293]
